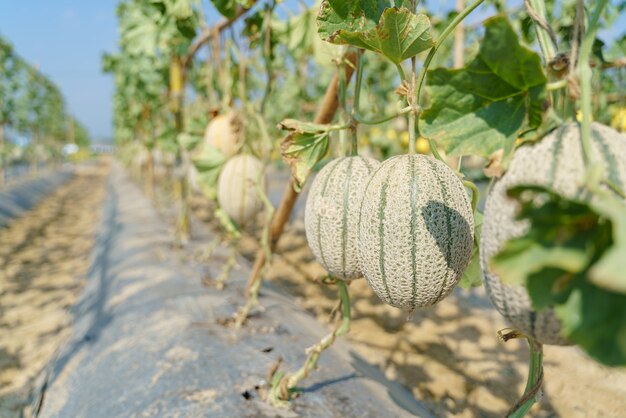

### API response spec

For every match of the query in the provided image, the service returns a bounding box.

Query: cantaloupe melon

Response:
[480,122,626,345]
[204,112,240,157]
[358,154,474,311]
[217,154,265,226]
[305,156,380,280]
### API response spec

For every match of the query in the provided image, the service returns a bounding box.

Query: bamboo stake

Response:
[244,52,358,295]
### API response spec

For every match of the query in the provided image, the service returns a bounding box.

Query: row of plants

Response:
[0,34,90,184]
[106,0,626,416]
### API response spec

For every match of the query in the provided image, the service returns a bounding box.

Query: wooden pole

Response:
[245,52,357,292]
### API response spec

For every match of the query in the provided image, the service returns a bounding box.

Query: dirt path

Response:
[169,173,626,417]
[208,198,626,418]
[0,161,109,417]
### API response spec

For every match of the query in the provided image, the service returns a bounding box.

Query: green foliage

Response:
[191,145,228,200]
[421,16,547,157]
[492,185,626,366]
[0,33,85,155]
[281,131,330,191]
[318,2,433,64]
[211,0,254,19]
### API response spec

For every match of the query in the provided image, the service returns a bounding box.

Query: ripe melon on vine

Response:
[204,112,241,157]
[217,154,265,226]
[305,156,380,280]
[480,122,626,345]
[358,154,474,311]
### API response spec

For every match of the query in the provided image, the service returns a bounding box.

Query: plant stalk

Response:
[415,0,485,109]
[243,52,357,297]
[354,106,412,125]
[527,0,557,63]
[507,337,544,417]
[269,279,351,404]
[463,179,479,214]
[408,110,417,154]
[578,0,609,169]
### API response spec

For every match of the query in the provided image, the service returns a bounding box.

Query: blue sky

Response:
[0,0,119,141]
[0,1,624,142]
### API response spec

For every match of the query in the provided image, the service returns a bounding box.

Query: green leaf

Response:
[192,144,227,172]
[278,118,338,134]
[459,211,483,289]
[588,192,626,294]
[318,3,432,64]
[556,285,626,366]
[491,184,626,366]
[281,131,330,191]
[421,16,547,157]
[191,145,228,200]
[177,132,202,151]
[210,0,253,19]
[492,238,589,287]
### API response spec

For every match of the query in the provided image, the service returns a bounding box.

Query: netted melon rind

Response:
[204,112,240,157]
[358,154,474,310]
[480,122,626,346]
[304,156,381,280]
[217,154,265,226]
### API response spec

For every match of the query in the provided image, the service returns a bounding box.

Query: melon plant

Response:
[358,154,475,311]
[217,154,265,227]
[480,122,626,345]
[304,156,380,280]
[204,112,241,157]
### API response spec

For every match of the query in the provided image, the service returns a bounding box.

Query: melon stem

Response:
[234,174,274,328]
[408,110,417,154]
[427,137,445,162]
[577,0,608,176]
[338,61,349,156]
[498,330,544,417]
[414,0,484,116]
[462,179,479,214]
[269,279,351,405]
[527,0,557,64]
[215,241,239,290]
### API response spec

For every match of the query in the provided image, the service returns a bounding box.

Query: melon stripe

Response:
[306,156,381,281]
[378,168,393,305]
[361,156,375,172]
[359,154,474,311]
[340,157,354,278]
[591,125,624,191]
[409,156,419,308]
[317,159,342,271]
[427,157,453,302]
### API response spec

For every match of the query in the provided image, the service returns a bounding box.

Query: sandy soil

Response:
[0,161,109,417]
[188,188,626,418]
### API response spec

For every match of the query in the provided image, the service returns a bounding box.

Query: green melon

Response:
[217,154,265,226]
[358,154,474,310]
[305,156,380,280]
[480,122,626,345]
[204,112,240,157]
